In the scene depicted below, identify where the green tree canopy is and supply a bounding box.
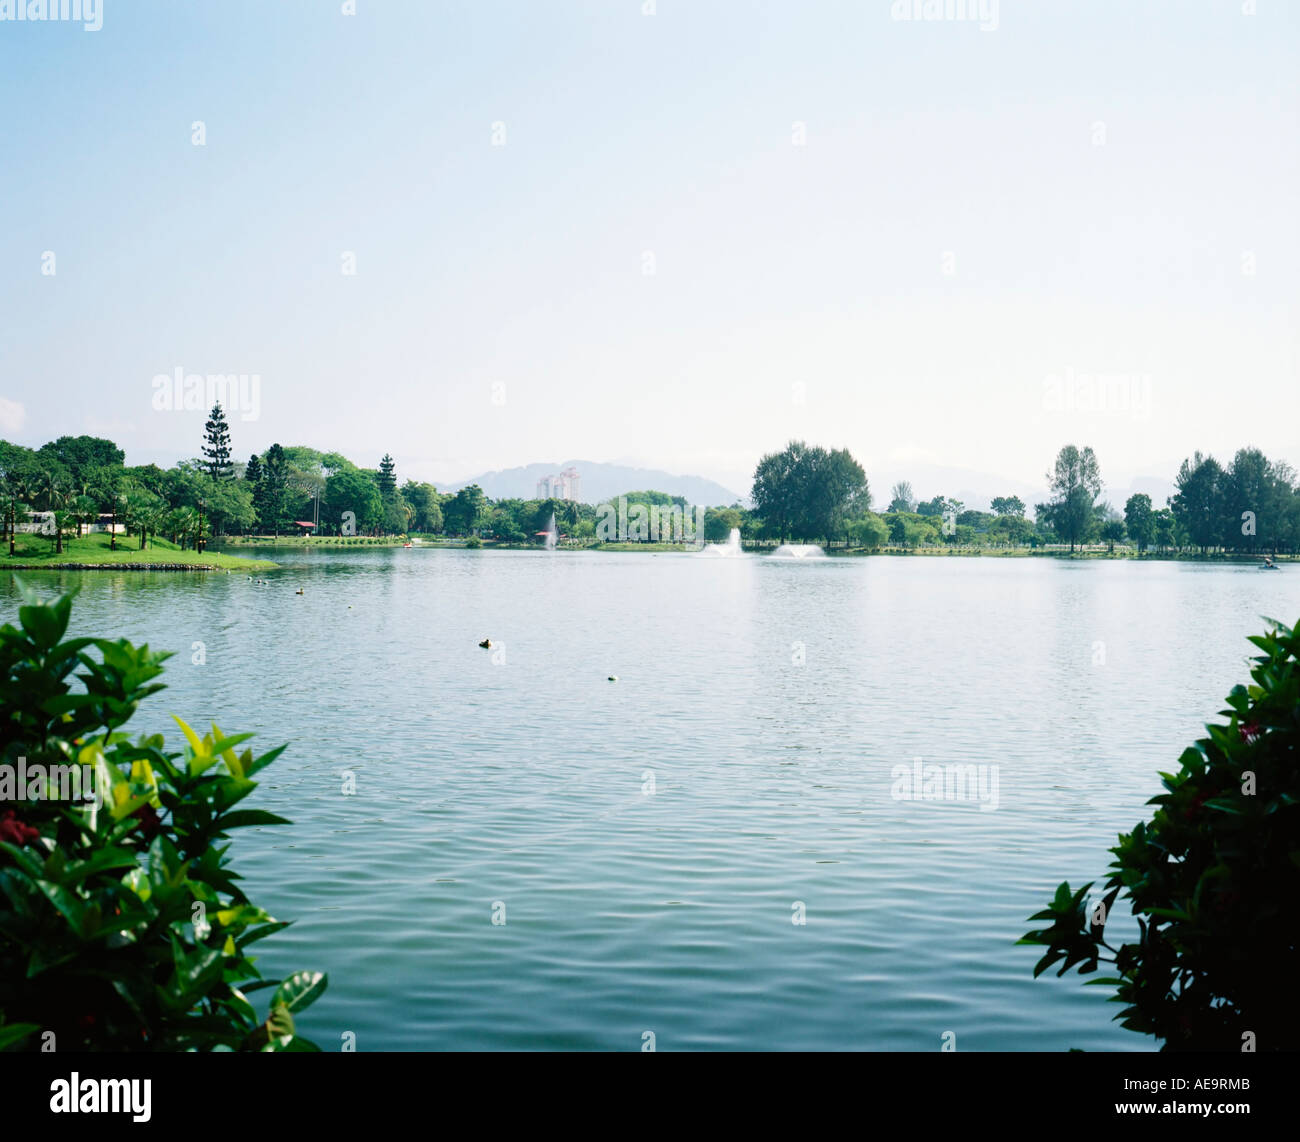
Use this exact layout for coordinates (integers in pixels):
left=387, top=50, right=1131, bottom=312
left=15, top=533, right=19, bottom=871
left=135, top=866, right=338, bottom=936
left=35, top=435, right=124, bottom=488
left=323, top=466, right=383, bottom=535
left=400, top=480, right=443, bottom=533
left=751, top=441, right=870, bottom=542
left=1042, top=444, right=1102, bottom=552
left=444, top=485, right=489, bottom=535
left=1124, top=493, right=1155, bottom=553
left=1170, top=451, right=1225, bottom=553
left=990, top=495, right=1026, bottom=517
left=887, top=481, right=916, bottom=513
left=259, top=444, right=291, bottom=536
left=703, top=506, right=744, bottom=543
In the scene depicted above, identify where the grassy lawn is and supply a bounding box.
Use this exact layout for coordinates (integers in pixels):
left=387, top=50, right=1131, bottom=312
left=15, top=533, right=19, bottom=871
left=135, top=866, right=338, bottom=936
left=1, top=532, right=278, bottom=571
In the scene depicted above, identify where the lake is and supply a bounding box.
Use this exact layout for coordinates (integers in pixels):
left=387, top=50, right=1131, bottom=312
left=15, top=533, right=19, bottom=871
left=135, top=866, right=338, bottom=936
left=5, top=551, right=1297, bottom=1051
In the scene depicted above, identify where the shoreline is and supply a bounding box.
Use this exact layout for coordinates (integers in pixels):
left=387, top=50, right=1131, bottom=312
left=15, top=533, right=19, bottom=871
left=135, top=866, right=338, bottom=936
left=2, top=561, right=265, bottom=572
left=434, top=543, right=1297, bottom=561
left=8, top=542, right=1292, bottom=568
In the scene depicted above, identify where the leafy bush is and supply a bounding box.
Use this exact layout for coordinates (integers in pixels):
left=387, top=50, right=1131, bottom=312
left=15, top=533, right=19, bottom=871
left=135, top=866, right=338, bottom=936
left=464, top=536, right=482, bottom=549
left=0, top=583, right=326, bottom=1051
left=1020, top=616, right=1300, bottom=1050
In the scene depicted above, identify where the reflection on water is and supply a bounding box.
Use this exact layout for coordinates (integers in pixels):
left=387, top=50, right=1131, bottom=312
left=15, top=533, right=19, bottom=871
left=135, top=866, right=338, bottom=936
left=4, top=553, right=1296, bottom=1050
left=769, top=543, right=826, bottom=559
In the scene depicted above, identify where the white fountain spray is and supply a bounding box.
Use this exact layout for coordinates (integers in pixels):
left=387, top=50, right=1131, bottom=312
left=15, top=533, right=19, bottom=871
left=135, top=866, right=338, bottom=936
left=699, top=527, right=745, bottom=558
left=769, top=542, right=826, bottom=559
left=544, top=512, right=558, bottom=551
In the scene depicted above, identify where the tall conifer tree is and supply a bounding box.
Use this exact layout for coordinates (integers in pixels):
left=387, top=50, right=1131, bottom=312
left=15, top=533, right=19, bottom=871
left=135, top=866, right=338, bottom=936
left=202, top=404, right=233, bottom=479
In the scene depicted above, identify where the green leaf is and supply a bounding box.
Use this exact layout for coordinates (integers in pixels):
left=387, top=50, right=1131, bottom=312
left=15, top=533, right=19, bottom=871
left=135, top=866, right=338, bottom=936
left=215, top=810, right=292, bottom=832
left=19, top=595, right=71, bottom=650
left=62, top=846, right=139, bottom=884
left=237, top=920, right=291, bottom=949
left=1033, top=950, right=1064, bottom=978
left=238, top=978, right=280, bottom=994
left=41, top=693, right=100, bottom=715
left=0, top=841, right=45, bottom=879
left=0, top=1023, right=40, bottom=1050
left=121, top=867, right=152, bottom=902
left=272, top=970, right=328, bottom=1014
left=1147, top=906, right=1191, bottom=922
left=247, top=1004, right=295, bottom=1052
left=208, top=733, right=255, bottom=756
left=246, top=743, right=288, bottom=776
left=173, top=941, right=226, bottom=994
left=279, top=1034, right=322, bottom=1052
left=34, top=879, right=88, bottom=935
left=221, top=986, right=258, bottom=1026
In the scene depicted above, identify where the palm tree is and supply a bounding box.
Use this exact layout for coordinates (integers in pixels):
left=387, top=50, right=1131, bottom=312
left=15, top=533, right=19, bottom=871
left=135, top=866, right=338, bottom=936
left=124, top=488, right=159, bottom=550
left=165, top=506, right=200, bottom=550
left=51, top=509, right=76, bottom=555
left=37, top=470, right=70, bottom=554
left=72, top=494, right=98, bottom=538
left=144, top=503, right=169, bottom=551
left=36, top=467, right=66, bottom=511
left=0, top=471, right=15, bottom=555
left=4, top=466, right=37, bottom=556
left=164, top=507, right=186, bottom=548
left=87, top=468, right=123, bottom=550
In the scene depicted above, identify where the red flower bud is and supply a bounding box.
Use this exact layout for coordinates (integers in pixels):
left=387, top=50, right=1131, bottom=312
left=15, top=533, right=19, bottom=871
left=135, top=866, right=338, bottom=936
left=132, top=804, right=162, bottom=841
left=0, top=809, right=40, bottom=847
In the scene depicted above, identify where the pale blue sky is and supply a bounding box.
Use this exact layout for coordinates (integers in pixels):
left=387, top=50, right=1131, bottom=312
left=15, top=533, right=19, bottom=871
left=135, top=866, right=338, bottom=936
left=1, top=0, right=1297, bottom=500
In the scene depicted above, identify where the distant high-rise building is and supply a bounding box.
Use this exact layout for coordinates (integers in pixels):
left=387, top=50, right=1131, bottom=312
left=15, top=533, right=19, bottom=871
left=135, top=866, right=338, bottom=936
left=535, top=468, right=581, bottom=501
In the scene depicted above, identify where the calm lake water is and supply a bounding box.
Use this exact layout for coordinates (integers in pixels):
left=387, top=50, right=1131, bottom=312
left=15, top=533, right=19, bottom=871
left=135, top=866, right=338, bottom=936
left=5, top=551, right=1298, bottom=1051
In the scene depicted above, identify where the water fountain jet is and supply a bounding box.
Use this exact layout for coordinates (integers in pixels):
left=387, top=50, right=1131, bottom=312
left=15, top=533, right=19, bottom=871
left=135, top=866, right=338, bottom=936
left=769, top=543, right=826, bottom=559
left=699, top=527, right=745, bottom=557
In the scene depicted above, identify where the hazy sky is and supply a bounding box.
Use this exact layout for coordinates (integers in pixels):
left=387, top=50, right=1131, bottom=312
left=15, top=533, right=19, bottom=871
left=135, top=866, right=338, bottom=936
left=1, top=0, right=1297, bottom=500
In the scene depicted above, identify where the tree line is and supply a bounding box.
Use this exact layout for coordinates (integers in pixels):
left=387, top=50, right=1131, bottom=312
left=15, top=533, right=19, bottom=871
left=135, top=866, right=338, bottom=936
left=0, top=408, right=446, bottom=551
left=3, top=416, right=1298, bottom=555
left=0, top=410, right=708, bottom=550
left=747, top=439, right=1300, bottom=554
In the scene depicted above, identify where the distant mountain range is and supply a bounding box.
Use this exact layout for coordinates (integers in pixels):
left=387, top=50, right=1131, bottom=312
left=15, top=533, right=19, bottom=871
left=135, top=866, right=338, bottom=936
left=442, top=460, right=744, bottom=507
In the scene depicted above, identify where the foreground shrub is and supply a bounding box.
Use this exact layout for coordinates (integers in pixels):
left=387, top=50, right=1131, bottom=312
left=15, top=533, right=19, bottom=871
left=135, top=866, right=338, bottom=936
left=0, top=583, right=326, bottom=1051
left=1020, top=616, right=1299, bottom=1050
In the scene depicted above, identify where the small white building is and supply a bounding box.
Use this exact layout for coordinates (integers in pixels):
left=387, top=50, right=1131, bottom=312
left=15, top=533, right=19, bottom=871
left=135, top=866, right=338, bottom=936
left=14, top=511, right=124, bottom=535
